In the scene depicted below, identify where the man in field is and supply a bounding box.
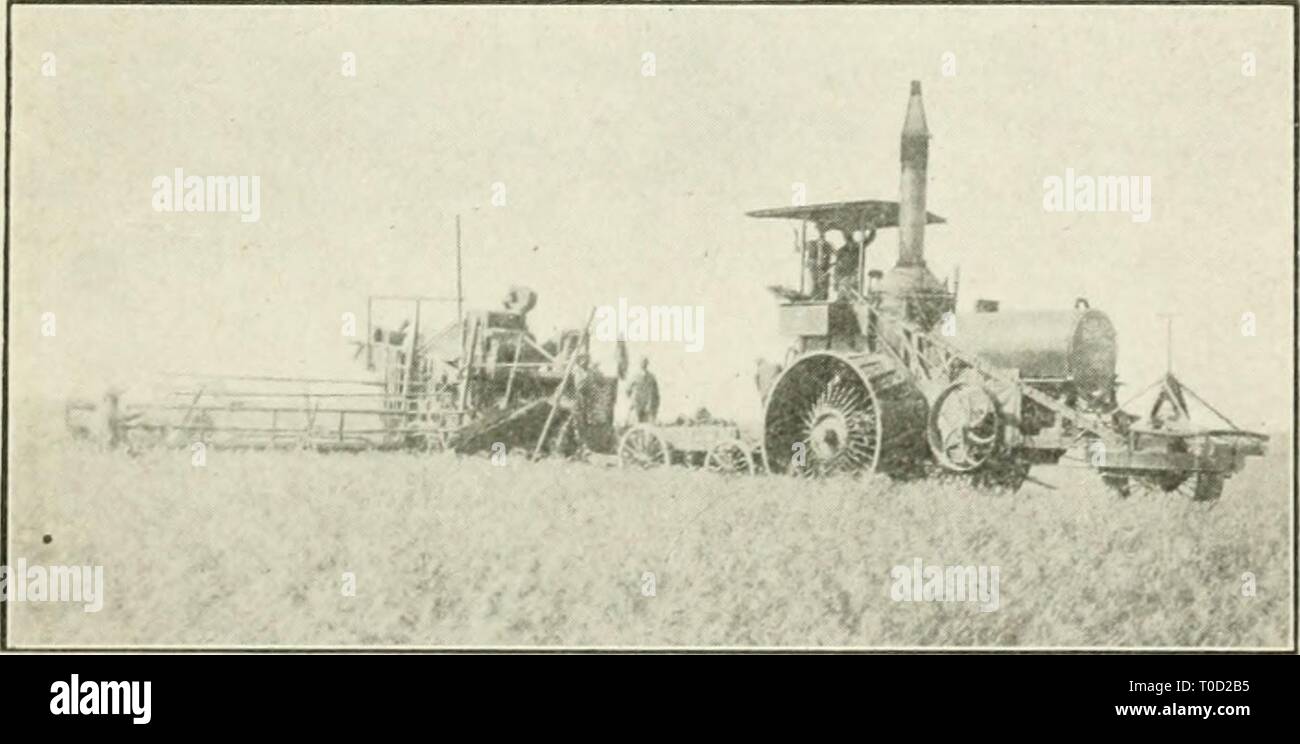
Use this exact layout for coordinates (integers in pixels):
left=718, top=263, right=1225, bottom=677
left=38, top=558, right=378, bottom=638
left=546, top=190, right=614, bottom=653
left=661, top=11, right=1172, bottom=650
left=834, top=228, right=873, bottom=299
left=625, top=357, right=660, bottom=424
left=805, top=236, right=832, bottom=300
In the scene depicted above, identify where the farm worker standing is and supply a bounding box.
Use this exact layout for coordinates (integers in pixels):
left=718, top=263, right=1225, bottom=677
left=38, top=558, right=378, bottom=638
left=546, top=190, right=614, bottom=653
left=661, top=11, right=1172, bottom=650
left=569, top=352, right=596, bottom=431
left=805, top=237, right=832, bottom=300
left=833, top=235, right=862, bottom=298
left=625, top=357, right=660, bottom=424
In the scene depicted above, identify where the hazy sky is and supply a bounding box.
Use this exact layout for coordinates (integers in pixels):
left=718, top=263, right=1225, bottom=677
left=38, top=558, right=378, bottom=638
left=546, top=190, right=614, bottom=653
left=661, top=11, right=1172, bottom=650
left=7, top=4, right=1294, bottom=430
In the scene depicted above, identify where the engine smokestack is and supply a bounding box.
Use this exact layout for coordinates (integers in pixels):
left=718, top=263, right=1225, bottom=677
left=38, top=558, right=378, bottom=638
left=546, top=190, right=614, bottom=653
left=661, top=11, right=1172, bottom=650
left=898, top=80, right=929, bottom=267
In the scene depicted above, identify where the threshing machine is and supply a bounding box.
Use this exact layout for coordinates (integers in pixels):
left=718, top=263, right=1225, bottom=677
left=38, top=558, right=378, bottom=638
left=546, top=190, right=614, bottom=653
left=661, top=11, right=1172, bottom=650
left=70, top=288, right=623, bottom=459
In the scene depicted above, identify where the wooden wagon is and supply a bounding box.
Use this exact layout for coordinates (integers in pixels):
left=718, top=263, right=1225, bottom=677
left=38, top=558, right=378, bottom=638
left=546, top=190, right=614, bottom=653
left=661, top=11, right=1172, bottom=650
left=616, top=422, right=760, bottom=475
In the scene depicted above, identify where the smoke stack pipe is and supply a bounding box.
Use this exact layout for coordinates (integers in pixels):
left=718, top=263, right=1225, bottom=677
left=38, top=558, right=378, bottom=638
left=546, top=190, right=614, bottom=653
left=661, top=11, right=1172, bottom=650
left=898, top=80, right=929, bottom=268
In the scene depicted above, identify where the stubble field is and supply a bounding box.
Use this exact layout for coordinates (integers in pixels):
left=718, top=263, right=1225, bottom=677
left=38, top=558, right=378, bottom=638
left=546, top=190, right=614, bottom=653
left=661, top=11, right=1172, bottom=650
left=7, top=424, right=1293, bottom=649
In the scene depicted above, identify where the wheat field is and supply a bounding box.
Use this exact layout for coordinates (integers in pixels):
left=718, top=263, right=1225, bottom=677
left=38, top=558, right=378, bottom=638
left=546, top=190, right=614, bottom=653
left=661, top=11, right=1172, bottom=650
left=6, top=420, right=1293, bottom=649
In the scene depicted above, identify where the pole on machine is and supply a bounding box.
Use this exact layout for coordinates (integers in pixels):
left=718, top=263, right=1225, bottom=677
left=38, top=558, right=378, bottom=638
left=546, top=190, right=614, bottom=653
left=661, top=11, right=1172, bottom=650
left=1156, top=312, right=1177, bottom=375
left=455, top=215, right=464, bottom=328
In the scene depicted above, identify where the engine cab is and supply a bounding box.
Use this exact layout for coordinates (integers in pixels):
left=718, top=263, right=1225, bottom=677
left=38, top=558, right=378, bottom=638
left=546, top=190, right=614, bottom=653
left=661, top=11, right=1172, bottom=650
left=747, top=199, right=956, bottom=356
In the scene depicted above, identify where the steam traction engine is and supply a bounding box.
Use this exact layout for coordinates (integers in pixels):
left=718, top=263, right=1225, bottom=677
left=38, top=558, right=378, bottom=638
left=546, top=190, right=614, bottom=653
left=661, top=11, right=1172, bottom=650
left=750, top=82, right=1266, bottom=497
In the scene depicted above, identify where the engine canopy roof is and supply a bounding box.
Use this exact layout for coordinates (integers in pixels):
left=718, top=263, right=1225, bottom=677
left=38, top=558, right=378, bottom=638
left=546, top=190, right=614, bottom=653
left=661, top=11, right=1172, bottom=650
left=746, top=199, right=945, bottom=234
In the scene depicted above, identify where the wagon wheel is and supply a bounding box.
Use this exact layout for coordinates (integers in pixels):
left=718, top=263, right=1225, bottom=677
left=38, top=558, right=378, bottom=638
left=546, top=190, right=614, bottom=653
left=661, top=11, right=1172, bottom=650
left=618, top=425, right=671, bottom=469
left=704, top=439, right=755, bottom=475
left=1138, top=470, right=1222, bottom=501
left=1100, top=428, right=1199, bottom=498
left=1100, top=470, right=1224, bottom=502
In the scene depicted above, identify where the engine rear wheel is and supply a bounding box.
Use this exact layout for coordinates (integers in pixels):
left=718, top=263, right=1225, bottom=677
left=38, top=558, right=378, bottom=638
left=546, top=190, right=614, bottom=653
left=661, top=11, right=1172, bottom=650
left=763, top=352, right=926, bottom=477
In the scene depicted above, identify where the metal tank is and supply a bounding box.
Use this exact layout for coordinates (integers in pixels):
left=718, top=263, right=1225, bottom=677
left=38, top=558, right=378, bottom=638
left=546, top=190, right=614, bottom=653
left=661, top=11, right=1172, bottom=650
left=949, top=308, right=1118, bottom=408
